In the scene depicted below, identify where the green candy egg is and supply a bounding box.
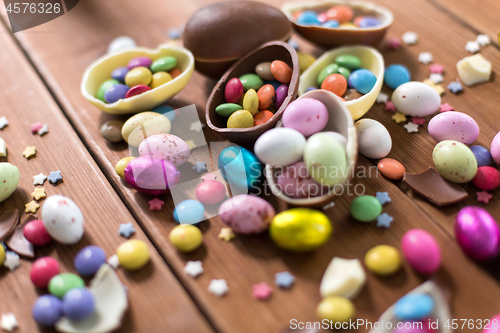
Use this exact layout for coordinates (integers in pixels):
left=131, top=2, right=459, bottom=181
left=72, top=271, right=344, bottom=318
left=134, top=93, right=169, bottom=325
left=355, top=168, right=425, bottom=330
left=48, top=273, right=85, bottom=298
left=151, top=56, right=178, bottom=73
left=239, top=74, right=264, bottom=91
left=335, top=55, right=361, bottom=70
left=215, top=103, right=242, bottom=117
left=337, top=67, right=351, bottom=81
left=432, top=140, right=477, bottom=183
left=350, top=195, right=382, bottom=222
left=304, top=133, right=347, bottom=186
left=0, top=163, right=20, bottom=203
left=97, top=79, right=119, bottom=102
left=317, top=64, right=339, bottom=86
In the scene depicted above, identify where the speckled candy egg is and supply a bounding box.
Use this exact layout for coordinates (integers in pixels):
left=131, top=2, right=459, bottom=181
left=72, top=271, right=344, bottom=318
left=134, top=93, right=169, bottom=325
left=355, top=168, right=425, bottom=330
left=0, top=163, right=20, bottom=203
left=401, top=229, right=441, bottom=274
left=432, top=140, right=477, bottom=183
left=355, top=119, right=392, bottom=159
left=218, top=195, right=275, bottom=234
left=254, top=128, right=306, bottom=167
left=124, top=156, right=180, bottom=195
left=121, top=111, right=171, bottom=146
left=428, top=111, right=479, bottom=145
left=491, top=131, right=500, bottom=164
left=282, top=98, right=329, bottom=136
left=392, top=82, right=441, bottom=117
left=42, top=195, right=84, bottom=245
left=138, top=134, right=190, bottom=166
left=455, top=206, right=500, bottom=260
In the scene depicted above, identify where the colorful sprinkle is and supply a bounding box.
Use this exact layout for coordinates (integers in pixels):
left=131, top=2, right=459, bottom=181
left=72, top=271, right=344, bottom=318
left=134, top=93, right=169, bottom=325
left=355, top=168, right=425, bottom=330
left=465, top=40, right=480, bottom=54
left=447, top=81, right=463, bottom=94
left=48, top=171, right=63, bottom=184
left=0, top=117, right=8, bottom=130
left=184, top=261, right=204, bottom=278
left=148, top=198, right=165, bottom=211
left=402, top=31, right=418, bottom=45
left=386, top=38, right=402, bottom=50
left=193, top=161, right=207, bottom=173
left=418, top=52, right=433, bottom=64
left=404, top=122, right=419, bottom=133
left=25, top=201, right=40, bottom=213
left=477, top=191, right=492, bottom=204
left=411, top=117, right=426, bottom=125
left=429, top=63, right=444, bottom=74
left=375, top=192, right=391, bottom=205
left=376, top=213, right=394, bottom=228
left=392, top=112, right=407, bottom=123
left=384, top=101, right=396, bottom=112
left=440, top=103, right=454, bottom=112
left=31, top=188, right=46, bottom=201
left=3, top=251, right=20, bottom=271
left=33, top=173, right=47, bottom=185
left=252, top=282, right=273, bottom=300
left=118, top=223, right=136, bottom=238
left=31, top=122, right=44, bottom=134
left=275, top=271, right=295, bottom=289
left=22, top=146, right=36, bottom=158
left=208, top=279, right=229, bottom=297
left=218, top=228, right=236, bottom=242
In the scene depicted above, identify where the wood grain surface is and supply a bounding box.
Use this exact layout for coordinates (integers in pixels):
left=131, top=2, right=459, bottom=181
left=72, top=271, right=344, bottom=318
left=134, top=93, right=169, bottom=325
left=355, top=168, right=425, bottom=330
left=0, top=0, right=499, bottom=332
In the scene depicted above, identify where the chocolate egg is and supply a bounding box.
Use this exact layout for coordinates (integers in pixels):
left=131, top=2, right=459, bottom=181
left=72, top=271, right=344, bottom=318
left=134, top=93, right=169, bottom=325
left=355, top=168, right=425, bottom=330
left=124, top=156, right=180, bottom=195
left=184, top=1, right=292, bottom=78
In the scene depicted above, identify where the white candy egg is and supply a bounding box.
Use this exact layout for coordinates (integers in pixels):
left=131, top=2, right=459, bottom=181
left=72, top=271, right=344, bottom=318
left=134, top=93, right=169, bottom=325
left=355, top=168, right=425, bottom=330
left=42, top=195, right=84, bottom=244
left=356, top=119, right=392, bottom=159
left=392, top=81, right=441, bottom=117
left=254, top=128, right=306, bottom=166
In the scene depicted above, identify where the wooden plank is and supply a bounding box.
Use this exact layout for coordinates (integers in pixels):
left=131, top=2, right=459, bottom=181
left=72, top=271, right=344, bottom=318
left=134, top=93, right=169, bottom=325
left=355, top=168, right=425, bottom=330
left=4, top=0, right=500, bottom=331
left=0, top=20, right=212, bottom=333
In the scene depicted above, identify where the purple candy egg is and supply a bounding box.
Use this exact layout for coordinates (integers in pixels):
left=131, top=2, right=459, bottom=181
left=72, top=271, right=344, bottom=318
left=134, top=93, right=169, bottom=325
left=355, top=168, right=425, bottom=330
left=276, top=162, right=326, bottom=198
left=124, top=156, right=180, bottom=195
left=359, top=16, right=381, bottom=28
left=74, top=246, right=106, bottom=276
left=63, top=288, right=95, bottom=321
left=275, top=84, right=289, bottom=110
left=128, top=56, right=152, bottom=70
left=32, top=295, right=64, bottom=327
left=455, top=206, right=500, bottom=260
left=104, top=84, right=129, bottom=103
left=111, top=66, right=129, bottom=83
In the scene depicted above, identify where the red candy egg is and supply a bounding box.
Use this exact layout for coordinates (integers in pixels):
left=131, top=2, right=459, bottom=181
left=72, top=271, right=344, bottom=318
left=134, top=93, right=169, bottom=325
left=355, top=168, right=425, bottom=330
left=23, top=219, right=52, bottom=245
left=196, top=180, right=226, bottom=205
left=472, top=166, right=500, bottom=191
left=30, top=257, right=60, bottom=288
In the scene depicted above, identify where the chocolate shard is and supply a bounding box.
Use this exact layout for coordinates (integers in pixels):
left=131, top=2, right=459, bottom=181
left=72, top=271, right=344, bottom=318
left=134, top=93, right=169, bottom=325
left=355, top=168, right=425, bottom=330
left=5, top=215, right=37, bottom=258
left=0, top=210, right=19, bottom=241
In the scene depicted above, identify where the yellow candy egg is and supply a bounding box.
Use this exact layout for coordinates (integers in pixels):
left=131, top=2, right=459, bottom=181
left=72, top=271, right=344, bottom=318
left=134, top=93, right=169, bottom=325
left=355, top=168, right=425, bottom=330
left=364, top=245, right=401, bottom=276
left=316, top=296, right=355, bottom=323
left=125, top=66, right=152, bottom=87
left=242, top=89, right=259, bottom=115
left=150, top=72, right=173, bottom=89
left=0, top=245, right=5, bottom=265
left=115, top=157, right=136, bottom=178
left=338, top=23, right=358, bottom=29
left=227, top=110, right=254, bottom=128
left=169, top=224, right=203, bottom=252
left=297, top=52, right=316, bottom=73
left=117, top=239, right=150, bottom=270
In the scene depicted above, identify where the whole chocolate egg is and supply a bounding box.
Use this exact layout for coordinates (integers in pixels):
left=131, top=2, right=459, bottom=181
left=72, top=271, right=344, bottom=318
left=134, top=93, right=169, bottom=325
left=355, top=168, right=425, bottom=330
left=183, top=1, right=292, bottom=78
left=124, top=156, right=180, bottom=195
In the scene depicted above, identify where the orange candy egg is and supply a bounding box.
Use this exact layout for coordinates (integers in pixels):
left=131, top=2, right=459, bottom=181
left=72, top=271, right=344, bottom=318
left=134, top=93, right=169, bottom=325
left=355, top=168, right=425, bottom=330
left=321, top=74, right=347, bottom=97
left=326, top=5, right=354, bottom=23
left=377, top=158, right=406, bottom=180
left=257, top=84, right=276, bottom=110
left=270, top=60, right=292, bottom=84
left=254, top=110, right=274, bottom=126
left=169, top=68, right=181, bottom=79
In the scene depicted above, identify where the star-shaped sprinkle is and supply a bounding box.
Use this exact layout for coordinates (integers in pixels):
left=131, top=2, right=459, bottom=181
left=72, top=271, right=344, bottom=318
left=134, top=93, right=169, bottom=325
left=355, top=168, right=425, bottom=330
left=275, top=271, right=295, bottom=289
left=119, top=223, right=136, bottom=238
left=477, top=191, right=492, bottom=203
left=418, top=52, right=433, bottom=64
left=252, top=282, right=273, bottom=300
left=384, top=101, right=396, bottom=112
left=440, top=103, right=454, bottom=112
left=376, top=192, right=391, bottom=205
left=465, top=41, right=480, bottom=54
left=148, top=198, right=165, bottom=211
left=3, top=251, right=20, bottom=271
left=476, top=34, right=491, bottom=47
left=48, top=171, right=63, bottom=184
left=386, top=38, right=402, bottom=50
left=193, top=161, right=207, bottom=173
left=31, top=188, right=46, bottom=200
left=201, top=173, right=217, bottom=181
left=392, top=112, right=407, bottom=123
left=33, top=173, right=47, bottom=185
left=38, top=124, right=49, bottom=136
left=218, top=228, right=236, bottom=242
left=429, top=63, right=444, bottom=74
left=322, top=201, right=335, bottom=210
left=184, top=261, right=204, bottom=278
left=25, top=201, right=39, bottom=213
left=402, top=31, right=418, bottom=45
left=429, top=73, right=444, bottom=84
left=22, top=146, right=36, bottom=158
left=208, top=279, right=229, bottom=297
left=107, top=255, right=120, bottom=269
left=423, top=79, right=445, bottom=95
left=411, top=117, right=426, bottom=125
left=377, top=213, right=394, bottom=228
left=404, top=122, right=419, bottom=133
left=31, top=122, right=43, bottom=134
left=0, top=313, right=18, bottom=332
left=0, top=117, right=8, bottom=130
left=448, top=81, right=463, bottom=94
left=190, top=121, right=203, bottom=133
left=185, top=140, right=197, bottom=151
left=376, top=92, right=389, bottom=103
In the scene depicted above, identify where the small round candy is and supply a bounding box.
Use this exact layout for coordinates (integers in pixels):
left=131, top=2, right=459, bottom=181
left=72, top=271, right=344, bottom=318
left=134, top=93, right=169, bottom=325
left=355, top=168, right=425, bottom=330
left=151, top=56, right=177, bottom=73
left=275, top=84, right=289, bottom=110
left=296, top=11, right=320, bottom=25
left=125, top=66, right=152, bottom=87
left=316, top=296, right=355, bottom=323
left=384, top=64, right=411, bottom=89
left=23, top=219, right=52, bottom=245
left=270, top=61, right=293, bottom=84
left=0, top=245, right=4, bottom=265
left=239, top=73, right=264, bottom=91
left=100, top=120, right=124, bottom=143
left=104, top=84, right=129, bottom=104
left=243, top=89, right=259, bottom=115
left=254, top=110, right=274, bottom=126
left=326, top=5, right=353, bottom=23
left=63, top=288, right=95, bottom=321
left=335, top=54, right=361, bottom=70
left=125, top=85, right=151, bottom=98
left=377, top=158, right=406, bottom=180
left=350, top=195, right=382, bottom=222
left=401, top=229, right=441, bottom=274
left=321, top=74, right=347, bottom=96
left=32, top=295, right=64, bottom=327
left=472, top=166, right=500, bottom=191
left=255, top=62, right=274, bottom=81
left=196, top=180, right=226, bottom=205
left=115, top=156, right=135, bottom=178
left=116, top=239, right=150, bottom=270
left=394, top=293, right=435, bottom=320
left=48, top=273, right=85, bottom=298
left=349, top=69, right=377, bottom=94
left=31, top=257, right=60, bottom=288
left=317, top=63, right=339, bottom=86
left=297, top=52, right=316, bottom=72
left=173, top=199, right=205, bottom=224
left=97, top=79, right=119, bottom=102
left=322, top=20, right=339, bottom=28
left=358, top=16, right=381, bottom=27
left=128, top=56, right=152, bottom=70
left=150, top=72, right=173, bottom=89
left=169, top=224, right=203, bottom=252
left=224, top=78, right=244, bottom=104
left=470, top=145, right=492, bottom=167
left=74, top=245, right=106, bottom=276
left=227, top=110, right=254, bottom=128
left=337, top=67, right=351, bottom=81
left=353, top=15, right=365, bottom=26
left=257, top=84, right=275, bottom=110
left=169, top=68, right=181, bottom=79
left=365, top=245, right=401, bottom=276
left=111, top=67, right=129, bottom=83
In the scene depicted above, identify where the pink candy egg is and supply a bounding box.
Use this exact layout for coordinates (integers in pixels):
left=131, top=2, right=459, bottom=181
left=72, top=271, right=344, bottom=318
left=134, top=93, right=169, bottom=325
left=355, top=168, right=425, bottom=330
left=196, top=180, right=226, bottom=205
left=126, top=85, right=151, bottom=98
left=491, top=131, right=500, bottom=164
left=30, top=257, right=60, bottom=288
left=218, top=194, right=275, bottom=234
left=23, top=219, right=52, bottom=246
left=472, top=166, right=500, bottom=191
left=224, top=78, right=244, bottom=104
left=124, top=156, right=180, bottom=195
left=276, top=161, right=325, bottom=198
left=282, top=98, right=329, bottom=136
left=401, top=229, right=441, bottom=274
left=138, top=134, right=190, bottom=166
left=455, top=206, right=500, bottom=261
left=428, top=111, right=479, bottom=145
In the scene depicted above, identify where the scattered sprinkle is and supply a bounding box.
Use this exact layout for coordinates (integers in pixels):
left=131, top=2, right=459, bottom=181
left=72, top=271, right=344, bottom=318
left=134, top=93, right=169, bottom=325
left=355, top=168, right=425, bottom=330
left=31, top=188, right=46, bottom=201
left=193, top=161, right=207, bottom=173
left=402, top=31, right=418, bottom=45
left=429, top=63, right=444, bottom=74
left=3, top=251, right=20, bottom=271
left=447, top=81, right=463, bottom=94
left=48, top=171, right=63, bottom=184
left=184, top=261, right=204, bottom=278
left=119, top=223, right=136, bottom=238
left=275, top=271, right=295, bottom=289
left=22, top=146, right=36, bottom=159
left=148, top=198, right=165, bottom=211
left=429, top=73, right=444, bottom=84
left=25, top=201, right=39, bottom=213
left=201, top=173, right=217, bottom=181
left=376, top=92, right=389, bottom=103
left=107, top=255, right=120, bottom=269
left=376, top=213, right=394, bottom=228
left=392, top=112, right=407, bottom=123
left=418, top=52, right=433, bottom=64
left=376, top=192, right=391, bottom=205
left=477, top=191, right=492, bottom=204
left=0, top=117, right=8, bottom=130
left=185, top=140, right=197, bottom=151
left=440, top=103, right=454, bottom=112
left=322, top=201, right=335, bottom=210
left=411, top=117, right=426, bottom=125
left=404, top=122, right=419, bottom=133
left=33, top=173, right=47, bottom=185
left=208, top=279, right=229, bottom=297
left=423, top=79, right=445, bottom=95
left=190, top=121, right=204, bottom=133
left=252, top=282, right=273, bottom=300
left=465, top=40, right=480, bottom=54
left=0, top=313, right=18, bottom=332
left=386, top=38, right=402, bottom=50
left=31, top=122, right=43, bottom=134
left=476, top=34, right=491, bottom=47
left=38, top=124, right=49, bottom=136
left=384, top=101, right=396, bottom=112
left=218, top=228, right=236, bottom=242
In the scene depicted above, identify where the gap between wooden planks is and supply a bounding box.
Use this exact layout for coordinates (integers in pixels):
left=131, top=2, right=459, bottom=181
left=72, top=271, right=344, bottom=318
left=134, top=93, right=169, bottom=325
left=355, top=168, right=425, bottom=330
left=0, top=18, right=212, bottom=333
left=2, top=0, right=500, bottom=331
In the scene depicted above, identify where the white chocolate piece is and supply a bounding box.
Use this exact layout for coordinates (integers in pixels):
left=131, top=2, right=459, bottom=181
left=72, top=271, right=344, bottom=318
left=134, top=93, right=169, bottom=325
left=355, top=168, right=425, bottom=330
left=0, top=138, right=6, bottom=157
left=320, top=257, right=366, bottom=299
left=457, top=54, right=492, bottom=86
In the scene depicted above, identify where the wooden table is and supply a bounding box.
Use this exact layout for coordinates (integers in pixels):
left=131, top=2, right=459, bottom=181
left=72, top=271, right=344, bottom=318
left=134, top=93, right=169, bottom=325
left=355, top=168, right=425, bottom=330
left=0, top=0, right=498, bottom=332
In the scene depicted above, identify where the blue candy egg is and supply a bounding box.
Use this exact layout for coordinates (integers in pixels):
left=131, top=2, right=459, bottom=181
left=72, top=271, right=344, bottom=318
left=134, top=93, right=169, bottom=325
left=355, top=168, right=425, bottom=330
left=173, top=199, right=205, bottom=224
left=297, top=11, right=320, bottom=25
left=74, top=245, right=106, bottom=276
left=306, top=87, right=318, bottom=92
left=63, top=288, right=95, bottom=321
left=218, top=146, right=262, bottom=192
left=394, top=293, right=435, bottom=320
left=322, top=20, right=339, bottom=28
left=384, top=64, right=411, bottom=89
left=470, top=145, right=492, bottom=167
left=349, top=69, right=377, bottom=94
left=111, top=67, right=129, bottom=83
left=358, top=16, right=381, bottom=28
left=104, top=84, right=129, bottom=103
left=32, top=295, right=64, bottom=327
left=153, top=105, right=176, bottom=122
left=265, top=80, right=282, bottom=91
